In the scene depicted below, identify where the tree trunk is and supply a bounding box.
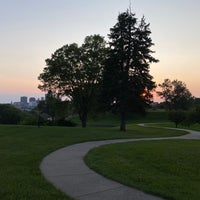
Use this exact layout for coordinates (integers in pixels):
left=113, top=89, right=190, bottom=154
left=37, top=112, right=41, bottom=128
left=120, top=111, right=126, bottom=131
left=80, top=111, right=87, bottom=128
left=81, top=118, right=87, bottom=128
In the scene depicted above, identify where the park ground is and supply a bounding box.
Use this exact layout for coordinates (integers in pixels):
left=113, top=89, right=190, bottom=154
left=0, top=110, right=200, bottom=200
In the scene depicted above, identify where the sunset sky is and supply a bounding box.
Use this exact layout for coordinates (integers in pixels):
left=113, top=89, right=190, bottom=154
left=0, top=0, right=199, bottom=103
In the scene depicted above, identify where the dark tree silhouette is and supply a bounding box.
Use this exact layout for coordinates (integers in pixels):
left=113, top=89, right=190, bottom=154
left=38, top=35, right=107, bottom=127
left=157, top=79, right=192, bottom=110
left=0, top=104, right=22, bottom=124
left=102, top=11, right=158, bottom=131
left=37, top=91, right=69, bottom=123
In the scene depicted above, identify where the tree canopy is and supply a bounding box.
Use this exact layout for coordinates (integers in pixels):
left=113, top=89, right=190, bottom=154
left=38, top=35, right=107, bottom=127
left=157, top=79, right=192, bottom=110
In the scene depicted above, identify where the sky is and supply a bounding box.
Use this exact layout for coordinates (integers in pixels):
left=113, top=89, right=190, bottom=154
left=0, top=0, right=200, bottom=103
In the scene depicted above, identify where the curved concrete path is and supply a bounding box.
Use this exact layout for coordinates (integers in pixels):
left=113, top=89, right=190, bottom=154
left=40, top=126, right=200, bottom=200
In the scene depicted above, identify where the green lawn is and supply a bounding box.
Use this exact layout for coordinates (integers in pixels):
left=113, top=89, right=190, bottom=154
left=86, top=110, right=169, bottom=126
left=85, top=139, right=200, bottom=200
left=147, top=122, right=200, bottom=131
left=0, top=124, right=186, bottom=200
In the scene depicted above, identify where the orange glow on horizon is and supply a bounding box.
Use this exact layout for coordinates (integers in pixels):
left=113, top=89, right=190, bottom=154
left=0, top=77, right=42, bottom=94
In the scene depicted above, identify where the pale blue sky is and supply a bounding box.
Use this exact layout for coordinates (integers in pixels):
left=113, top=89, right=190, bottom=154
left=0, top=0, right=200, bottom=103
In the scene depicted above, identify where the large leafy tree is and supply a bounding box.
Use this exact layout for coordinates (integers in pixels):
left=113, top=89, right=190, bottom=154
left=102, top=11, right=158, bottom=131
left=38, top=35, right=107, bottom=127
left=157, top=79, right=192, bottom=110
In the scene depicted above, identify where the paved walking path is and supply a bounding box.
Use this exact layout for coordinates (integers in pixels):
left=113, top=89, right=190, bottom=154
left=40, top=126, right=200, bottom=200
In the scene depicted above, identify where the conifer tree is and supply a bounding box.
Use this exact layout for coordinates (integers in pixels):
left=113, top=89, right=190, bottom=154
left=102, top=11, right=158, bottom=131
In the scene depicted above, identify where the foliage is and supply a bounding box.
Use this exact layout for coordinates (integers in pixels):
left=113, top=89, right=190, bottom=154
left=47, top=118, right=77, bottom=127
left=194, top=106, right=200, bottom=123
left=0, top=104, right=22, bottom=124
left=0, top=104, right=46, bottom=126
left=101, top=11, right=158, bottom=131
left=37, top=91, right=70, bottom=122
left=19, top=112, right=39, bottom=125
left=38, top=35, right=108, bottom=127
left=168, top=109, right=200, bottom=128
left=157, top=79, right=192, bottom=110
left=168, top=110, right=186, bottom=127
left=192, top=98, right=200, bottom=109
left=85, top=140, right=200, bottom=200
left=56, top=119, right=77, bottom=127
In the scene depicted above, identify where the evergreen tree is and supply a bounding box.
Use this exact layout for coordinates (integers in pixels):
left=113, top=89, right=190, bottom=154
left=102, top=11, right=158, bottom=131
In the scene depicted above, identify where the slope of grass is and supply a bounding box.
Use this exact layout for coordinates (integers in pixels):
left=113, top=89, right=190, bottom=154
left=0, top=124, right=186, bottom=200
left=85, top=139, right=200, bottom=200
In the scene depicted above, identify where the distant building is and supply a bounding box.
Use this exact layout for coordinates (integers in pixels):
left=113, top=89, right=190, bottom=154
left=28, top=97, right=37, bottom=109
left=41, top=97, right=45, bottom=101
left=20, top=96, right=28, bottom=104
left=13, top=96, right=43, bottom=110
left=19, top=96, right=28, bottom=109
left=13, top=102, right=22, bottom=109
left=29, top=97, right=36, bottom=102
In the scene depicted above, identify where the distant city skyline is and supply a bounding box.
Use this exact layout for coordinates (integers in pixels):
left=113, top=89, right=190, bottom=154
left=0, top=93, right=45, bottom=104
left=11, top=95, right=44, bottom=110
left=0, top=0, right=200, bottom=103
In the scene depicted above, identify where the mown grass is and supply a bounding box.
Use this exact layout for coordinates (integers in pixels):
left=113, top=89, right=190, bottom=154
left=85, top=139, right=200, bottom=200
left=74, top=110, right=169, bottom=127
left=149, top=122, right=200, bottom=131
left=0, top=123, right=186, bottom=200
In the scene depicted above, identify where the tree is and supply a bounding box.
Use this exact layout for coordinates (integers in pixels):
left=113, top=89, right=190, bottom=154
left=102, top=11, right=158, bottom=131
left=168, top=109, right=200, bottom=128
left=0, top=104, right=22, bottom=124
left=38, top=35, right=107, bottom=127
left=37, top=91, right=69, bottom=124
left=168, top=110, right=186, bottom=128
left=157, top=79, right=192, bottom=110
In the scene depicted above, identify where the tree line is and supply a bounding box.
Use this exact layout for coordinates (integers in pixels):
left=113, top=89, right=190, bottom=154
left=168, top=109, right=200, bottom=128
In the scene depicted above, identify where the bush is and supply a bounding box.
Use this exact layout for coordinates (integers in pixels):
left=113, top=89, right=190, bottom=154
left=56, top=118, right=77, bottom=127
left=194, top=107, right=200, bottom=124
left=169, top=109, right=200, bottom=128
left=168, top=110, right=186, bottom=128
left=181, top=111, right=196, bottom=127
left=0, top=104, right=22, bottom=124
left=47, top=118, right=77, bottom=127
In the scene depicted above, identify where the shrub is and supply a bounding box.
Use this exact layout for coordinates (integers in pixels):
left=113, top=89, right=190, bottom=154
left=55, top=118, right=77, bottom=127
left=0, top=104, right=22, bottom=124
left=168, top=110, right=186, bottom=128
left=47, top=118, right=77, bottom=127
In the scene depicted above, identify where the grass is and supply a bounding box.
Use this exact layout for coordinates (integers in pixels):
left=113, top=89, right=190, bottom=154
left=148, top=122, right=200, bottom=131
left=73, top=110, right=169, bottom=127
left=85, top=139, right=200, bottom=200
left=0, top=124, right=186, bottom=200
